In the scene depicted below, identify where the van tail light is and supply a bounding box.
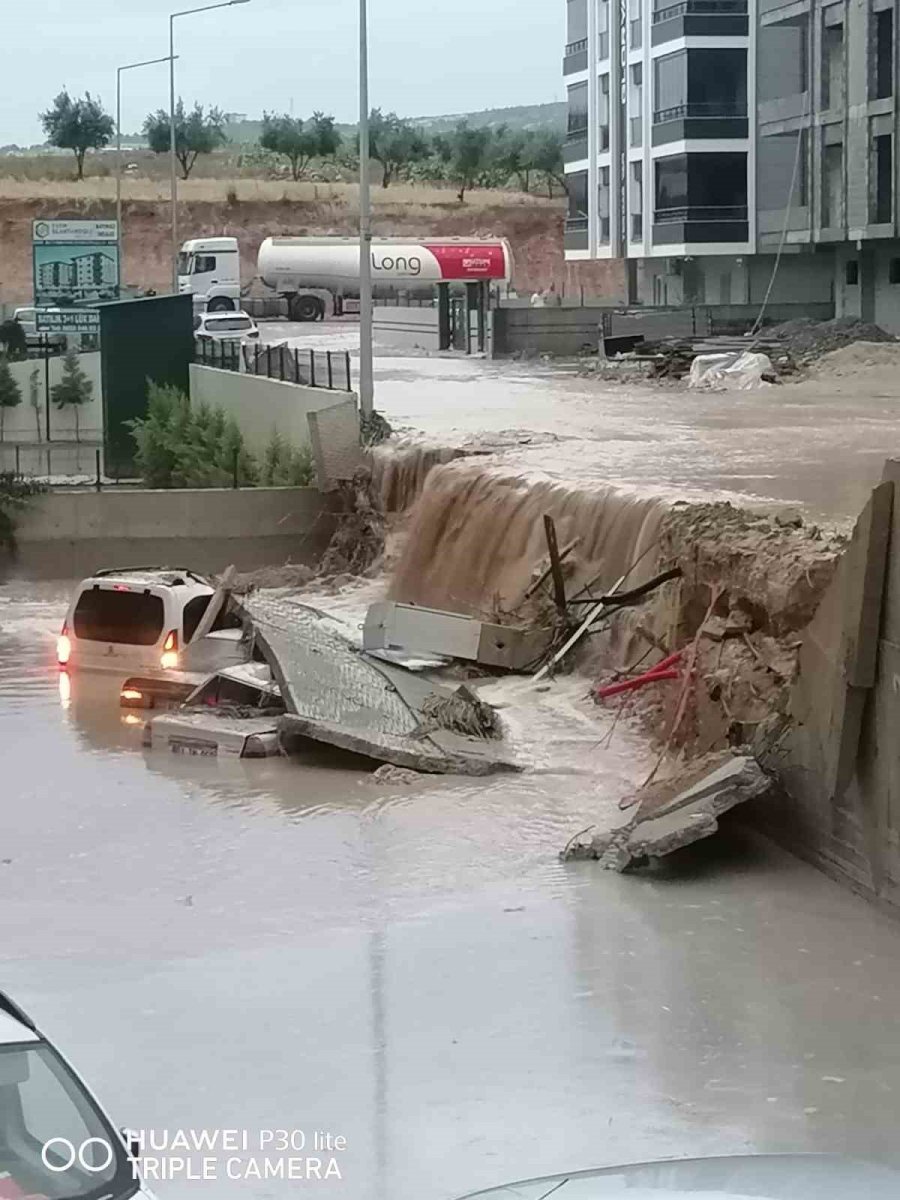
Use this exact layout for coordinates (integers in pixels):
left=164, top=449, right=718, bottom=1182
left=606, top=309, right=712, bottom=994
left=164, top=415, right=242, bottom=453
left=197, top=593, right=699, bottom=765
left=57, top=623, right=71, bottom=667
left=160, top=630, right=180, bottom=670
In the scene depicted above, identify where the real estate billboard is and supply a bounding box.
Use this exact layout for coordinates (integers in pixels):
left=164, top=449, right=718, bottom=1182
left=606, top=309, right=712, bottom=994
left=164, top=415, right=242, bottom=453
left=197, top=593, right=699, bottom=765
left=32, top=219, right=119, bottom=307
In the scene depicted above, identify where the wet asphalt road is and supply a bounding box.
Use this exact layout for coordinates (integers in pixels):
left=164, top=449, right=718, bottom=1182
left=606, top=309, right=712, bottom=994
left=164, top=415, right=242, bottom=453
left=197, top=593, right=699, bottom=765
left=5, top=579, right=900, bottom=1200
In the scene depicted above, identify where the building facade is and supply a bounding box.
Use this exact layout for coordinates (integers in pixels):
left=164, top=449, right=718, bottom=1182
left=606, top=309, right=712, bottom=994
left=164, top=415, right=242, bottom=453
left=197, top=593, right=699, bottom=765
left=564, top=0, right=900, bottom=329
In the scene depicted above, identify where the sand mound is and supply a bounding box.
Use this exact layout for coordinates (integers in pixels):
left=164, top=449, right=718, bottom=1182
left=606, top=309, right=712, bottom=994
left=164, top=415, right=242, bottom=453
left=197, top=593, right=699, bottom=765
left=810, top=340, right=900, bottom=378
left=766, top=317, right=894, bottom=362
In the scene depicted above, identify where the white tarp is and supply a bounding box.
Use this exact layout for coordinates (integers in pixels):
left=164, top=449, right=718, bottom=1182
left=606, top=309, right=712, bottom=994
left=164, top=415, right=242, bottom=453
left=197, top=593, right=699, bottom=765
left=688, top=350, right=774, bottom=391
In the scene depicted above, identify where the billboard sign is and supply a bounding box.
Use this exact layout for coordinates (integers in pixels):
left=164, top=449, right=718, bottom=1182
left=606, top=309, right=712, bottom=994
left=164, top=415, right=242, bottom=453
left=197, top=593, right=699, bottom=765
left=36, top=309, right=101, bottom=335
left=32, top=219, right=119, bottom=307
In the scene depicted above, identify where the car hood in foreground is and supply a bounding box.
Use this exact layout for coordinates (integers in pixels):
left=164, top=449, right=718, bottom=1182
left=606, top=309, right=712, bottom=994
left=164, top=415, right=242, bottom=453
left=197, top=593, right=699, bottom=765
left=452, top=1154, right=900, bottom=1200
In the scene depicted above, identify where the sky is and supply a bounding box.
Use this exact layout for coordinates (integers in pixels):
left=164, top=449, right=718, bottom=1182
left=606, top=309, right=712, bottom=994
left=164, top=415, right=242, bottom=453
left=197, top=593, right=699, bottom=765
left=2, top=0, right=564, bottom=145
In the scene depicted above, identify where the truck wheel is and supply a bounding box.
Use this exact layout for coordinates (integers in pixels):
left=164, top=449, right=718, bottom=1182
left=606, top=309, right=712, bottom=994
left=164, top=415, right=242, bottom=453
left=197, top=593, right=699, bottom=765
left=290, top=294, right=320, bottom=322
left=207, top=297, right=235, bottom=313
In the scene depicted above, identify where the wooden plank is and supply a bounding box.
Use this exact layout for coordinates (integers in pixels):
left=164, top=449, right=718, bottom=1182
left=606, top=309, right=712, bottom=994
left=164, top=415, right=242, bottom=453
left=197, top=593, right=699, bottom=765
left=542, top=514, right=568, bottom=616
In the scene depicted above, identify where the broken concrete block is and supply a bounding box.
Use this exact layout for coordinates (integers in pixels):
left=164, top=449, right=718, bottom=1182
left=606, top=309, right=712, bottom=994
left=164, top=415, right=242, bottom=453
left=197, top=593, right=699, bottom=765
left=562, top=754, right=771, bottom=871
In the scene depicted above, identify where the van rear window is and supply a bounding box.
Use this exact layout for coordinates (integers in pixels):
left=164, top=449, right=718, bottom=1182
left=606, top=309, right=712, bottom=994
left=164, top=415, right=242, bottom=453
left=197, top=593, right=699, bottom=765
left=73, top=589, right=164, bottom=645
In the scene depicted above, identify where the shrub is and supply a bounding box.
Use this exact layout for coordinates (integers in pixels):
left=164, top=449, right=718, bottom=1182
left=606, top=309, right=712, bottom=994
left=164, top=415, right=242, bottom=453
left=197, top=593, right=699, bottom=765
left=260, top=428, right=314, bottom=486
left=0, top=472, right=46, bottom=554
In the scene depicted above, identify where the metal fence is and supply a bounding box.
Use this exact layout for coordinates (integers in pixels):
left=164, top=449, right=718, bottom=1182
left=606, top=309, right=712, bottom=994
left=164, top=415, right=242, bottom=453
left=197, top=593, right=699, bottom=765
left=194, top=339, right=353, bottom=391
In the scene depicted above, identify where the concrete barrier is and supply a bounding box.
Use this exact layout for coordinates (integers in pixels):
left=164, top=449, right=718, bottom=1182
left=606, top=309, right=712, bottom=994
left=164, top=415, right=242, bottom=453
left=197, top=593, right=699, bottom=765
left=0, top=352, right=102, bottom=443
left=373, top=306, right=440, bottom=351
left=188, top=364, right=358, bottom=456
left=5, top=485, right=336, bottom=579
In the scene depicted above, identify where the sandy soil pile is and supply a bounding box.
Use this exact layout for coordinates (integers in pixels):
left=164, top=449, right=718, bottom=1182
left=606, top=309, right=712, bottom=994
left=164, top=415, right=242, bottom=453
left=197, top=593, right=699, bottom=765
left=808, top=340, right=900, bottom=379
left=766, top=316, right=895, bottom=363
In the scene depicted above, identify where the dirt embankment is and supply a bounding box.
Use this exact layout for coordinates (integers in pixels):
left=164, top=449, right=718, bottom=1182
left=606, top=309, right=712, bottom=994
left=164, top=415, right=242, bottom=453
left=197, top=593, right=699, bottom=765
left=0, top=195, right=625, bottom=304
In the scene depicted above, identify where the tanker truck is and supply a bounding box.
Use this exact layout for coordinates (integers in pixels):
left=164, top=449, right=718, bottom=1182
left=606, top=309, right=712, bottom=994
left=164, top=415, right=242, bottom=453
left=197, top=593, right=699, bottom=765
left=177, top=235, right=513, bottom=320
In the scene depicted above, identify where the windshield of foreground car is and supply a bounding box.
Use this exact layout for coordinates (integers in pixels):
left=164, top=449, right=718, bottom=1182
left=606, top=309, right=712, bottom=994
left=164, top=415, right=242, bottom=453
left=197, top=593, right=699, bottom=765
left=0, top=1043, right=135, bottom=1200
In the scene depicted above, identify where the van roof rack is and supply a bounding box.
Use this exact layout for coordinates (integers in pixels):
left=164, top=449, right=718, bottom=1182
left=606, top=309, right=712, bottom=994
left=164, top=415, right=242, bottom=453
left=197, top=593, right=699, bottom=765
left=91, top=566, right=212, bottom=586
left=0, top=989, right=38, bottom=1032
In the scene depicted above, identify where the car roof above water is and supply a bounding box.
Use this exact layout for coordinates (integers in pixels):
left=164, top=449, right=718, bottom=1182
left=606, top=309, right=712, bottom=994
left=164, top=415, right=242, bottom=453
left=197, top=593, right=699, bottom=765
left=82, top=567, right=213, bottom=591
left=0, top=993, right=39, bottom=1046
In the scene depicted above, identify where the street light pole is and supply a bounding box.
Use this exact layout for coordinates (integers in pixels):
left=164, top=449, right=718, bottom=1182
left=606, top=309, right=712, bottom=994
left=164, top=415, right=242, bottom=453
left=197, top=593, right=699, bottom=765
left=117, top=55, right=174, bottom=283
left=358, top=0, right=374, bottom=419
left=168, top=0, right=250, bottom=292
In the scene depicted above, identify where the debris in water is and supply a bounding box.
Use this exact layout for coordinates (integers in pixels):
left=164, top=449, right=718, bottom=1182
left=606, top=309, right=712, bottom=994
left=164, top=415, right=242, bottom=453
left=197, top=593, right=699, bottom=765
left=416, top=685, right=500, bottom=740
left=561, top=753, right=771, bottom=871
left=318, top=466, right=386, bottom=577
left=367, top=764, right=423, bottom=785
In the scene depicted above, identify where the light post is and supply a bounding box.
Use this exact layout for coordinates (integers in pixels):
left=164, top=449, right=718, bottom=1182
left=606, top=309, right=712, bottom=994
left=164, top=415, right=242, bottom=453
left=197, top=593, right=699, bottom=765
left=168, top=0, right=250, bottom=291
left=117, top=55, right=175, bottom=280
left=357, top=0, right=374, bottom=419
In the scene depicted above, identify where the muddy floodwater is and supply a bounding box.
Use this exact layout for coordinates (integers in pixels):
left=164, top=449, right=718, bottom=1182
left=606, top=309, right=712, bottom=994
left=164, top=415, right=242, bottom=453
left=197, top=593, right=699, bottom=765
left=5, top=580, right=900, bottom=1200
left=265, top=322, right=900, bottom=522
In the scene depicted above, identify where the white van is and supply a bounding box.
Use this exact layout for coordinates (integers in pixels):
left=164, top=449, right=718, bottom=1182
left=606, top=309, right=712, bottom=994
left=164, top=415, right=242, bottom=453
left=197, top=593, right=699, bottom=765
left=58, top=567, right=250, bottom=703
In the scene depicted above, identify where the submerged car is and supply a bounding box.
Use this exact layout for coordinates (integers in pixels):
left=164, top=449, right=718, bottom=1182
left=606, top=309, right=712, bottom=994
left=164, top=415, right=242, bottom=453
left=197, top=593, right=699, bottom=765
left=0, top=990, right=152, bottom=1200
left=142, top=661, right=284, bottom=758
left=58, top=567, right=251, bottom=706
left=452, top=1155, right=900, bottom=1200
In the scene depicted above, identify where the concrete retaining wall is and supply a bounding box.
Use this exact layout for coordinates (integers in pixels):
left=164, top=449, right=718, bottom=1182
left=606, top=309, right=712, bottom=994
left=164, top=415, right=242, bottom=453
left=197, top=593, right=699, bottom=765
left=373, top=307, right=440, bottom=351
left=189, top=364, right=357, bottom=455
left=0, top=352, right=102, bottom=443
left=6, top=486, right=335, bottom=579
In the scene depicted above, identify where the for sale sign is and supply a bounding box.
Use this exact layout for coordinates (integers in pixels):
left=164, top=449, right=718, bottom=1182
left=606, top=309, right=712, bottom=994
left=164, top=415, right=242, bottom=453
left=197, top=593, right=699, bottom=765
left=32, top=219, right=119, bottom=307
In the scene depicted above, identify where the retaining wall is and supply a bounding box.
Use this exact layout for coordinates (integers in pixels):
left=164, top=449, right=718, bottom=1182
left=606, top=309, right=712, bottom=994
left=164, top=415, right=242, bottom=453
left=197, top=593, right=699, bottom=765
left=373, top=307, right=441, bottom=351
left=189, top=364, right=357, bottom=455
left=5, top=485, right=336, bottom=579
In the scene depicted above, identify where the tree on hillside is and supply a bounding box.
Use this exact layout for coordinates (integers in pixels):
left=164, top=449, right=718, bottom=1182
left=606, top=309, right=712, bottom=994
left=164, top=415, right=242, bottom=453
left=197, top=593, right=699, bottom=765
left=527, top=130, right=567, bottom=198
left=434, top=123, right=495, bottom=203
left=361, top=109, right=429, bottom=188
left=0, top=357, right=22, bottom=442
left=51, top=348, right=92, bottom=443
left=259, top=112, right=340, bottom=180
left=144, top=101, right=227, bottom=179
left=39, top=91, right=114, bottom=180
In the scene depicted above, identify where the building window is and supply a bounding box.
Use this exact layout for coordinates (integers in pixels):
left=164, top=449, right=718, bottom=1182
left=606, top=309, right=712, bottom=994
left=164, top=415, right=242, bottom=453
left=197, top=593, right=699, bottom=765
left=890, top=259, right=900, bottom=284
left=872, top=133, right=892, bottom=223
left=599, top=166, right=611, bottom=242
left=630, top=63, right=644, bottom=146
left=821, top=141, right=843, bottom=227
left=629, top=0, right=643, bottom=47
left=871, top=7, right=894, bottom=100
left=566, top=0, right=588, bottom=51
left=821, top=17, right=844, bottom=110
left=654, top=152, right=747, bottom=223
left=758, top=17, right=809, bottom=102
left=566, top=170, right=589, bottom=228
left=845, top=260, right=859, bottom=285
left=599, top=75, right=610, bottom=151
left=598, top=0, right=610, bottom=60
left=566, top=82, right=589, bottom=142
left=631, top=161, right=644, bottom=240
left=653, top=48, right=746, bottom=122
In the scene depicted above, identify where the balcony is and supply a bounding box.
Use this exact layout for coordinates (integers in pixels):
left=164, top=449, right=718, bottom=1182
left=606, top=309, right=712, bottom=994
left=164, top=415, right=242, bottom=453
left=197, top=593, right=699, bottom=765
left=652, top=0, right=748, bottom=42
left=565, top=216, right=589, bottom=251
left=563, top=37, right=589, bottom=74
left=564, top=125, right=589, bottom=163
left=652, top=101, right=749, bottom=144
left=653, top=204, right=748, bottom=244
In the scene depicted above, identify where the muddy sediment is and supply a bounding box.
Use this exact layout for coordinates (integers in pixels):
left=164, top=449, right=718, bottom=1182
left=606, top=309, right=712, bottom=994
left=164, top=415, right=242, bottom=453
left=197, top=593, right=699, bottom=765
left=381, top=451, right=845, bottom=763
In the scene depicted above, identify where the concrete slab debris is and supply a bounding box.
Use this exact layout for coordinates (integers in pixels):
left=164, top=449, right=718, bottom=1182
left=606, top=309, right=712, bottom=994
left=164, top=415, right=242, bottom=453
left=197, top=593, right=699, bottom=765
left=562, top=754, right=771, bottom=871
left=240, top=594, right=517, bottom=775
left=363, top=600, right=552, bottom=670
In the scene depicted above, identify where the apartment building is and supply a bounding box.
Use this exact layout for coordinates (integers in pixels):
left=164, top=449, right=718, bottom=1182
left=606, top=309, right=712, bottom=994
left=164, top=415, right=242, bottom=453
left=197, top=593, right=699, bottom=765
left=564, top=0, right=900, bottom=329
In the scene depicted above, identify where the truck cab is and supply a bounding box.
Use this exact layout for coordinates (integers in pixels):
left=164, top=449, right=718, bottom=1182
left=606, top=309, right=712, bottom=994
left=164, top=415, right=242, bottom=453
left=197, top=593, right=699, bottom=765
left=177, top=236, right=241, bottom=311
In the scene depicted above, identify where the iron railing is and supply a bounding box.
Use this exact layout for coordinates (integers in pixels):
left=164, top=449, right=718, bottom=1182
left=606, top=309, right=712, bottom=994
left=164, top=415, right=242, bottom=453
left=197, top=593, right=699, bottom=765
left=195, top=338, right=352, bottom=392
left=653, top=0, right=747, bottom=20
left=564, top=37, right=589, bottom=55
left=653, top=102, right=748, bottom=122
left=565, top=216, right=590, bottom=232
left=654, top=204, right=748, bottom=223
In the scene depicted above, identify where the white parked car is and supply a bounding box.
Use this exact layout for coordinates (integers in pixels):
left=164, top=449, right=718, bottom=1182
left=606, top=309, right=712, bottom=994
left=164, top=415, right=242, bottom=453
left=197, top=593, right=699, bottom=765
left=58, top=567, right=251, bottom=705
left=193, top=310, right=259, bottom=345
left=0, top=989, right=155, bottom=1200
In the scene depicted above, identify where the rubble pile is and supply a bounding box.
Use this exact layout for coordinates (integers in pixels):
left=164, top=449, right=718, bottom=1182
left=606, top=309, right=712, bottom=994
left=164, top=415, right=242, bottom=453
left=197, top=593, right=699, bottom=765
left=765, top=316, right=894, bottom=364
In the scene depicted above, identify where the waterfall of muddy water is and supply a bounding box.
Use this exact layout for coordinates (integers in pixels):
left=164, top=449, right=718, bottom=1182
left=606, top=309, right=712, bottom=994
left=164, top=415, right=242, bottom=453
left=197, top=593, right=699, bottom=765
left=371, top=442, right=465, bottom=513
left=388, top=459, right=668, bottom=617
